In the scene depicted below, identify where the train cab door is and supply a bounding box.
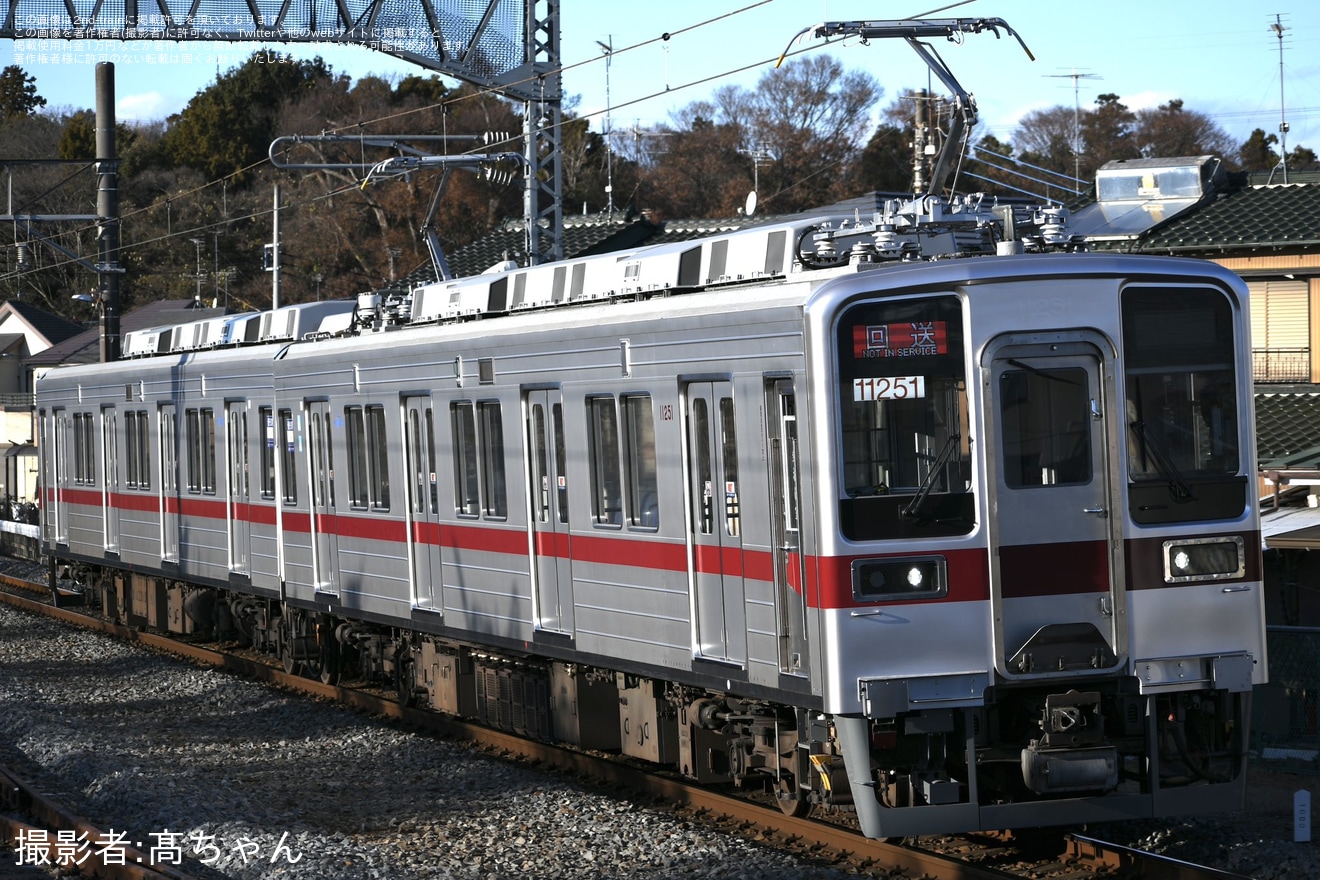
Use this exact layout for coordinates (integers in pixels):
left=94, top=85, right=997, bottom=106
left=525, top=389, right=574, bottom=634
left=307, top=400, right=339, bottom=595
left=50, top=407, right=69, bottom=545
left=986, top=335, right=1125, bottom=680
left=101, top=406, right=120, bottom=553
left=404, top=395, right=443, bottom=613
left=159, top=404, right=180, bottom=563
left=226, top=402, right=250, bottom=575
left=767, top=380, right=809, bottom=676
left=685, top=380, right=746, bottom=666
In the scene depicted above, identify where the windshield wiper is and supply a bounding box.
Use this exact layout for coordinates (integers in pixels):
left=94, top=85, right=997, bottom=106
left=902, top=433, right=962, bottom=520
left=1129, top=420, right=1197, bottom=503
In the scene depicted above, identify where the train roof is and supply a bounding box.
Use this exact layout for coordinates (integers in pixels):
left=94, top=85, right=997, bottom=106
left=105, top=194, right=1104, bottom=364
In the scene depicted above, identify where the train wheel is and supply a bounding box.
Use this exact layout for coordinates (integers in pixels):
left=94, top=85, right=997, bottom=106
left=318, top=635, right=341, bottom=686
left=281, top=641, right=301, bottom=675
left=776, top=776, right=811, bottom=818
left=395, top=640, right=417, bottom=707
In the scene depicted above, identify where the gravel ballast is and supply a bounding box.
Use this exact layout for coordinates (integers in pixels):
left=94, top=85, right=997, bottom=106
left=1, top=598, right=1316, bottom=879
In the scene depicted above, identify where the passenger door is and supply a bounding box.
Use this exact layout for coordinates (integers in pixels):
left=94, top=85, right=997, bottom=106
left=767, top=380, right=808, bottom=675
left=51, top=408, right=69, bottom=545
left=404, top=395, right=443, bottom=612
left=526, top=389, right=574, bottom=634
left=685, top=380, right=745, bottom=665
left=101, top=406, right=119, bottom=553
left=307, top=400, right=339, bottom=595
left=986, top=336, right=1124, bottom=679
left=159, top=404, right=179, bottom=563
left=227, top=402, right=250, bottom=575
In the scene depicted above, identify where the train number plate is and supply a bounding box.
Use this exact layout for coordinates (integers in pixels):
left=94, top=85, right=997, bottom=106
left=853, top=376, right=926, bottom=401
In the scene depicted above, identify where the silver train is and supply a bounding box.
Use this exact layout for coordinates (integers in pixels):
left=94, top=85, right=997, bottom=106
left=37, top=194, right=1268, bottom=837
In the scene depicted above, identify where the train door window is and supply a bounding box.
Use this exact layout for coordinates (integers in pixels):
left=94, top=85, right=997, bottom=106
left=719, top=396, right=738, bottom=536
left=553, top=403, right=568, bottom=524
left=230, top=407, right=249, bottom=499
left=999, top=367, right=1092, bottom=487
left=310, top=409, right=324, bottom=508
left=478, top=401, right=506, bottom=519
left=451, top=401, right=480, bottom=516
left=73, top=413, right=94, bottom=484
left=102, top=406, right=120, bottom=551
left=259, top=407, right=275, bottom=499
left=125, top=413, right=137, bottom=489
left=689, top=396, right=713, bottom=535
left=407, top=407, right=425, bottom=515
left=280, top=408, right=297, bottom=505
left=529, top=400, right=570, bottom=524
left=587, top=396, right=622, bottom=527
left=836, top=295, right=972, bottom=540
left=622, top=394, right=659, bottom=530
left=530, top=402, right=550, bottom=523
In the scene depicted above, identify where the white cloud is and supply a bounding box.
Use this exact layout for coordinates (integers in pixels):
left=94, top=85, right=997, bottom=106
left=116, top=92, right=181, bottom=122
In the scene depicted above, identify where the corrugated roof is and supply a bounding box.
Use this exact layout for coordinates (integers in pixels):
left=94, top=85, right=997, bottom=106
left=1255, top=389, right=1320, bottom=468
left=1132, top=183, right=1320, bottom=253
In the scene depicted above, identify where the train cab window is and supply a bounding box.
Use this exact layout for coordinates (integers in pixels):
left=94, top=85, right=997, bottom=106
left=184, top=408, right=217, bottom=494
left=280, top=409, right=297, bottom=505
left=1122, top=287, right=1244, bottom=524
left=622, top=394, right=660, bottom=530
left=346, top=405, right=389, bottom=510
left=836, top=295, right=973, bottom=540
left=259, top=407, right=276, bottom=500
left=124, top=410, right=150, bottom=490
left=587, top=396, right=623, bottom=527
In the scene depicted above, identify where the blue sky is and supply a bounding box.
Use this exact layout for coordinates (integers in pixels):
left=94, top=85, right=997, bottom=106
left=4, top=0, right=1320, bottom=157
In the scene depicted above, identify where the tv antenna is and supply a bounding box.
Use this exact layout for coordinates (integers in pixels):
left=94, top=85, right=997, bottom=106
left=1270, top=14, right=1290, bottom=183
left=1046, top=69, right=1102, bottom=184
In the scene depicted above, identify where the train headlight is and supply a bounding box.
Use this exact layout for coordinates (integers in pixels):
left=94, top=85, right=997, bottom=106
left=1162, top=536, right=1245, bottom=583
left=852, top=556, right=947, bottom=602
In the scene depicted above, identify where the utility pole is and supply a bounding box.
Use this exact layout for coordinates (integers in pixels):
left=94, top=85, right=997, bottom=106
left=188, top=238, right=205, bottom=304
left=596, top=36, right=614, bottom=216
left=95, top=63, right=122, bottom=363
left=1271, top=14, right=1290, bottom=183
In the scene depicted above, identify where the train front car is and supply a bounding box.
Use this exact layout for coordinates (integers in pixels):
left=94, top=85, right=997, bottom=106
left=811, top=254, right=1265, bottom=838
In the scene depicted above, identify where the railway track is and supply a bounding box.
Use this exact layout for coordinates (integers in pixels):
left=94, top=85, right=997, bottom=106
left=1, top=760, right=203, bottom=880
left=0, top=567, right=1253, bottom=880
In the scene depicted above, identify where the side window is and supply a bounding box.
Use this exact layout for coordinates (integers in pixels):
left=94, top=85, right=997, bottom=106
left=185, top=409, right=215, bottom=494
left=587, top=396, right=622, bottom=527
left=73, top=412, right=95, bottom=485
left=478, top=401, right=506, bottom=519
left=259, top=406, right=275, bottom=499
left=280, top=408, right=297, bottom=505
left=451, top=400, right=505, bottom=520
left=367, top=404, right=390, bottom=510
left=185, top=409, right=200, bottom=493
left=622, top=394, right=659, bottom=529
left=345, top=405, right=389, bottom=510
left=452, top=402, right=479, bottom=517
left=125, top=410, right=151, bottom=490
